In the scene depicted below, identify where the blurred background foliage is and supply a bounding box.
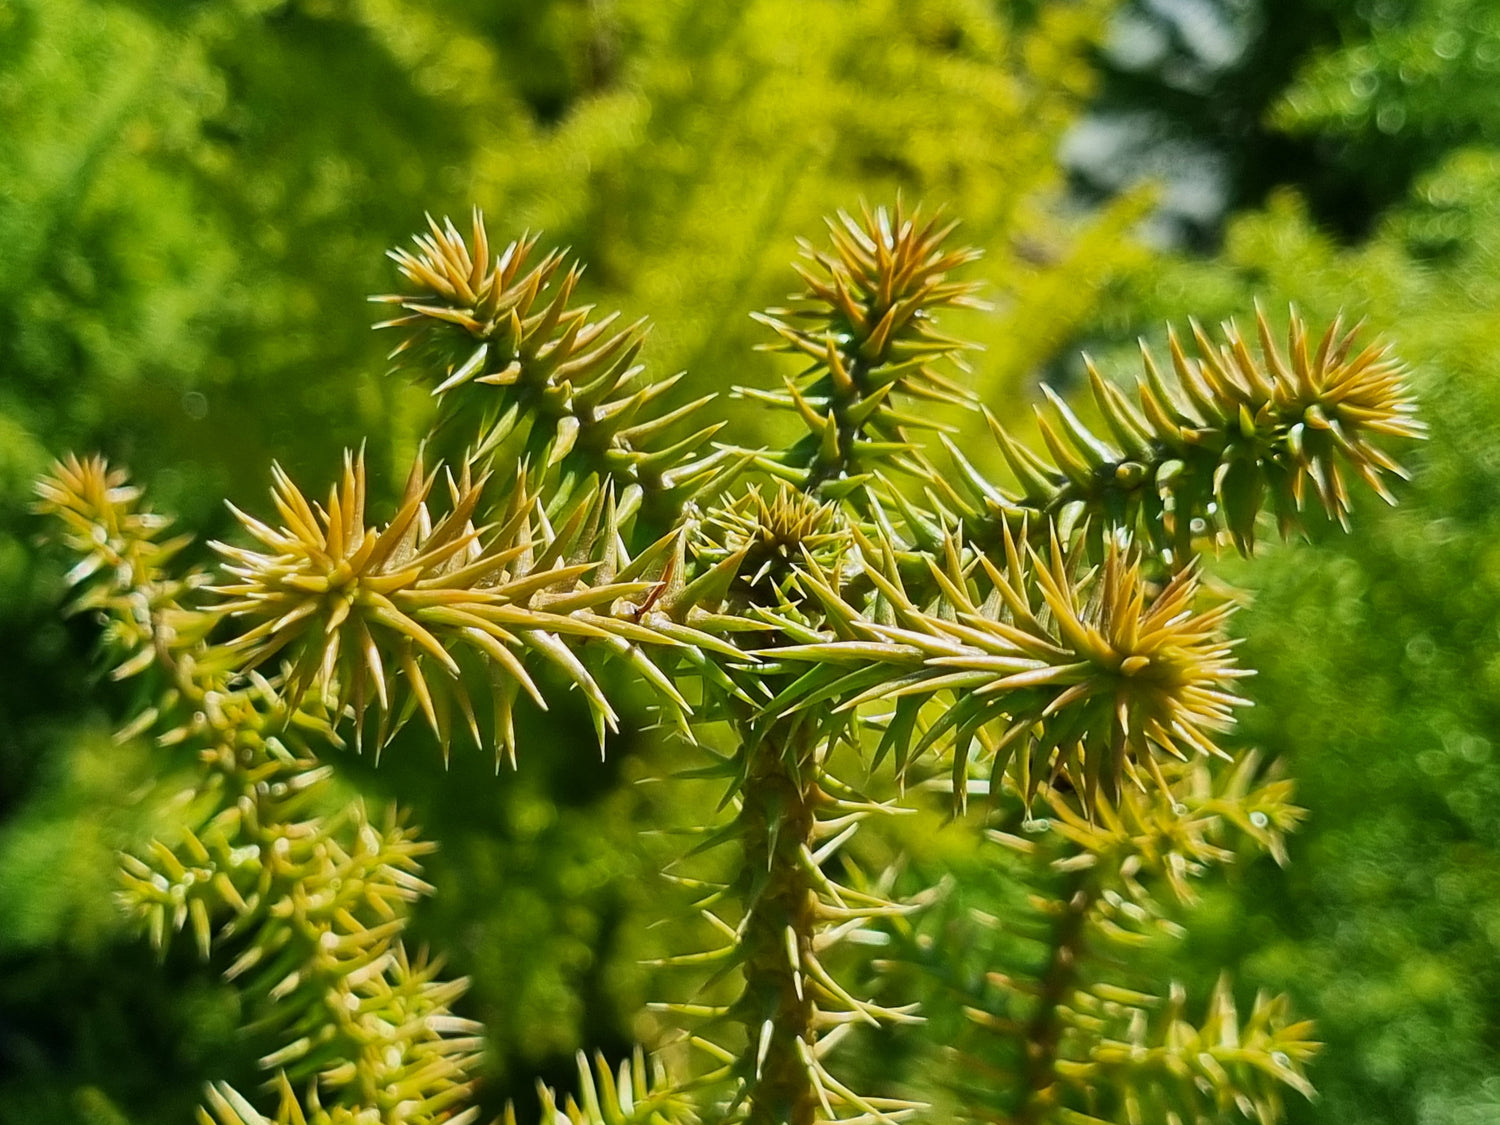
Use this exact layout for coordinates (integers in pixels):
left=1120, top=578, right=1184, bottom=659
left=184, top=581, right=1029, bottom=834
left=1, top=0, right=1496, bottom=1122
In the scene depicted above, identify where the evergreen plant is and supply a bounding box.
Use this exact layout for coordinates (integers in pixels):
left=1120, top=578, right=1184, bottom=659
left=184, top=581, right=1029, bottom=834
left=35, top=203, right=1422, bottom=1125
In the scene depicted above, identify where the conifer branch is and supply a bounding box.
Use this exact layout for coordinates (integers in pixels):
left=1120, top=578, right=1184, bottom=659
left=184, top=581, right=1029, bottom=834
left=938, top=758, right=1316, bottom=1125
left=35, top=204, right=1424, bottom=1125
left=651, top=485, right=923, bottom=1124
left=744, top=202, right=986, bottom=494
left=932, top=306, right=1425, bottom=562
left=36, top=460, right=487, bottom=1124
left=207, top=450, right=683, bottom=762
left=374, top=210, right=733, bottom=525
left=773, top=523, right=1248, bottom=813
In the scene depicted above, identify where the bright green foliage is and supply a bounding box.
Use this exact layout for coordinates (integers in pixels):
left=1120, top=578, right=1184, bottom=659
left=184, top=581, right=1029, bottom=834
left=2, top=17, right=525, bottom=1097
left=0, top=0, right=515, bottom=508
left=1081, top=7, right=1500, bottom=1118
left=522, top=1050, right=699, bottom=1125
left=1274, top=0, right=1500, bottom=184
left=37, top=201, right=1420, bottom=1125
left=1110, top=147, right=1500, bottom=1121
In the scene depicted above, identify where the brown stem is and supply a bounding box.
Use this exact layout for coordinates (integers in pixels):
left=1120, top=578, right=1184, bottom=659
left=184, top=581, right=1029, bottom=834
left=736, top=720, right=822, bottom=1125
left=1016, top=873, right=1096, bottom=1125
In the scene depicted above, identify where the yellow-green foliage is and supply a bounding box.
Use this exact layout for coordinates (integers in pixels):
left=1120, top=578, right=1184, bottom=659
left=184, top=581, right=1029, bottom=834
left=465, top=0, right=1150, bottom=430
